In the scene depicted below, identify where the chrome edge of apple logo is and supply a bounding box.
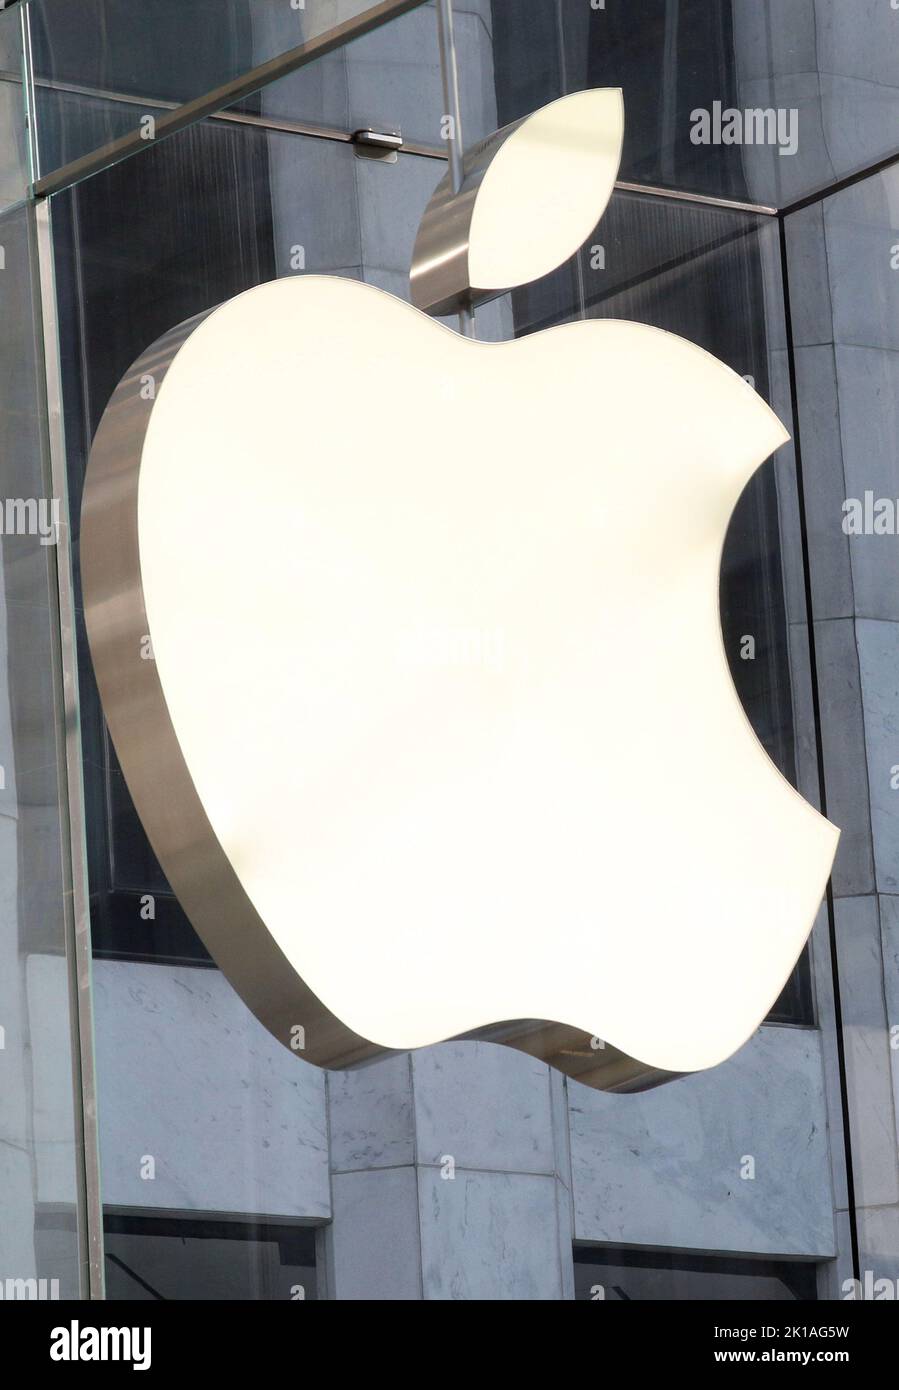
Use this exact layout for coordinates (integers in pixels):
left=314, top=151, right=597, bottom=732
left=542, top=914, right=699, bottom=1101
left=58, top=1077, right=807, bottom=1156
left=80, top=92, right=838, bottom=1093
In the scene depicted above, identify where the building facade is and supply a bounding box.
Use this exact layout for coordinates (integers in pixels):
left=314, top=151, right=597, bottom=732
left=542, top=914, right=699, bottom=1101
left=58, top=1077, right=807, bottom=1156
left=0, top=0, right=897, bottom=1300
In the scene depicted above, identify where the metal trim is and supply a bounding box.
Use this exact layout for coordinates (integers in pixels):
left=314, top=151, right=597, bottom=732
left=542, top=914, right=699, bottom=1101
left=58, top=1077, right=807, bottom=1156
left=0, top=70, right=448, bottom=161
left=19, top=0, right=38, bottom=184
left=613, top=179, right=776, bottom=216
left=2, top=67, right=894, bottom=215
left=432, top=0, right=474, bottom=333
left=31, top=0, right=429, bottom=197
left=34, top=198, right=105, bottom=1300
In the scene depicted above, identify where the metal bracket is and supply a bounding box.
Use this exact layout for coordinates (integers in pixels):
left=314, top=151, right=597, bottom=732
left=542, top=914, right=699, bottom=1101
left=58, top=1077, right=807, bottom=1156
left=351, top=127, right=403, bottom=163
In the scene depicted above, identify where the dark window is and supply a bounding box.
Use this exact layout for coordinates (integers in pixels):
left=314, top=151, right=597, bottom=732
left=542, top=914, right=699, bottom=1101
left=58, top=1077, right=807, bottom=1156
left=574, top=1245, right=818, bottom=1301
left=103, top=1212, right=318, bottom=1301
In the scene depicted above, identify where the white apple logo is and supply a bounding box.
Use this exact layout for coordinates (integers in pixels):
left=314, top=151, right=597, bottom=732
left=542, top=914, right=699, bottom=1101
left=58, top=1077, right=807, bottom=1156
left=81, top=92, right=838, bottom=1090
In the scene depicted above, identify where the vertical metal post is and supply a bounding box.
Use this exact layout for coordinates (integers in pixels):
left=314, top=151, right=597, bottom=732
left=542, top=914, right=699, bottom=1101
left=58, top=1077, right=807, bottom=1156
left=659, top=0, right=680, bottom=186
left=435, top=0, right=474, bottom=337
left=34, top=198, right=106, bottom=1301
left=553, top=0, right=587, bottom=322
left=19, top=2, right=41, bottom=186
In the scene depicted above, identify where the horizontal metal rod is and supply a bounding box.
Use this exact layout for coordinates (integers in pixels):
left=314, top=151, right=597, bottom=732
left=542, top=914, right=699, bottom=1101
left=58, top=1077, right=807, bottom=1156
left=614, top=178, right=776, bottom=217
left=30, top=0, right=427, bottom=195
left=4, top=60, right=894, bottom=217
left=0, top=64, right=791, bottom=215
left=0, top=69, right=447, bottom=160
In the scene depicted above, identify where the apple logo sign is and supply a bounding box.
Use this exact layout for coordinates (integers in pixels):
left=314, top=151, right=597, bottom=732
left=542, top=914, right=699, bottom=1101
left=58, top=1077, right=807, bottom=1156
left=81, top=91, right=838, bottom=1092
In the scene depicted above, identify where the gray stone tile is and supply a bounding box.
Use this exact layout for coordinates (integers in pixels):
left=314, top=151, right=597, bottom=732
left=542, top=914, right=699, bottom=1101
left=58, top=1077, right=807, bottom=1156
left=857, top=620, right=899, bottom=892
left=733, top=0, right=817, bottom=83
left=327, top=1166, right=422, bottom=1300
left=0, top=484, right=58, bottom=610
left=769, top=357, right=805, bottom=627
left=878, top=893, right=899, bottom=1146
left=837, top=346, right=899, bottom=621
left=824, top=165, right=899, bottom=352
left=3, top=600, right=60, bottom=808
left=0, top=209, right=42, bottom=410
left=346, top=5, right=443, bottom=146
left=556, top=1177, right=575, bottom=1299
left=26, top=955, right=78, bottom=1206
left=569, top=1025, right=835, bottom=1257
left=784, top=202, right=834, bottom=348
left=0, top=810, right=32, bottom=1147
left=818, top=71, right=899, bottom=186
left=794, top=345, right=853, bottom=620
left=832, top=895, right=899, bottom=1211
left=809, top=903, right=850, bottom=1211
left=815, top=617, right=875, bottom=896
left=817, top=1207, right=853, bottom=1300
left=412, top=1041, right=555, bottom=1175
left=549, top=1068, right=573, bottom=1191
left=452, top=0, right=495, bottom=41
left=259, top=50, right=350, bottom=131
left=328, top=1053, right=414, bottom=1173
left=358, top=266, right=413, bottom=302
left=856, top=1203, right=899, bottom=1288
left=760, top=220, right=789, bottom=354
left=356, top=150, right=444, bottom=283
left=814, top=0, right=899, bottom=89
left=0, top=82, right=29, bottom=213
left=93, top=960, right=330, bottom=1218
left=472, top=292, right=515, bottom=343
left=452, top=6, right=500, bottom=146
left=736, top=72, right=836, bottom=210
left=788, top=623, right=822, bottom=809
left=418, top=1167, right=568, bottom=1299
left=267, top=131, right=362, bottom=276
left=0, top=1143, right=40, bottom=1278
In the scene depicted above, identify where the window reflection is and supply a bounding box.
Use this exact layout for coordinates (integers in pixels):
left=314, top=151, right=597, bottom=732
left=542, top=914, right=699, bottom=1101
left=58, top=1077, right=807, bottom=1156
left=104, top=1213, right=318, bottom=1300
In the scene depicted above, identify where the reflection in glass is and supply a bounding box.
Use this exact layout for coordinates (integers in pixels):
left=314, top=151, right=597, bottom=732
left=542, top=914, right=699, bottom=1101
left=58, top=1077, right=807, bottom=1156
left=481, top=0, right=899, bottom=208
left=27, top=0, right=431, bottom=183
left=574, top=1246, right=818, bottom=1300
left=104, top=1213, right=318, bottom=1300
left=0, top=3, right=30, bottom=211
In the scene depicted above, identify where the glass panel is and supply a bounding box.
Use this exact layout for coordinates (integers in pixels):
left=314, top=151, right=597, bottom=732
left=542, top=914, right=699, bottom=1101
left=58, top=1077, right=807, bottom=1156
left=0, top=3, right=30, bottom=211
left=574, top=1247, right=819, bottom=1300
left=33, top=0, right=891, bottom=1302
left=466, top=0, right=899, bottom=208
left=104, top=1214, right=318, bottom=1300
left=49, top=117, right=445, bottom=1254
left=27, top=0, right=430, bottom=183
left=244, top=2, right=445, bottom=148
left=785, top=162, right=899, bottom=1291
left=0, top=200, right=85, bottom=1300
